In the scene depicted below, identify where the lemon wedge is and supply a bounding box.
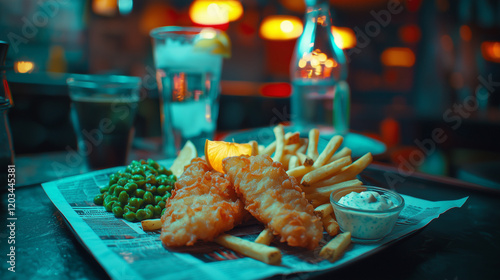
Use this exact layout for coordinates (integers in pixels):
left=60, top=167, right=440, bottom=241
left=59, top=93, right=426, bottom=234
left=193, top=28, right=231, bottom=58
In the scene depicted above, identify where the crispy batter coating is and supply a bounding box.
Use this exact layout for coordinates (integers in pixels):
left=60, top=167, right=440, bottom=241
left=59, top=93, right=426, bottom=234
left=223, top=155, right=323, bottom=250
left=160, top=158, right=245, bottom=246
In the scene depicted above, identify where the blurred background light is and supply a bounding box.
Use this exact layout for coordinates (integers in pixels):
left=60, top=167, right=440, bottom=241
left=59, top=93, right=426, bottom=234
left=14, top=61, right=35, bottom=74
left=381, top=47, right=415, bottom=67
left=118, top=0, right=133, bottom=16
left=331, top=26, right=356, bottom=49
left=460, top=25, right=472, bottom=42
left=399, top=24, right=421, bottom=44
left=189, top=0, right=243, bottom=26
left=481, top=41, right=500, bottom=63
left=92, top=0, right=118, bottom=16
left=260, top=15, right=303, bottom=40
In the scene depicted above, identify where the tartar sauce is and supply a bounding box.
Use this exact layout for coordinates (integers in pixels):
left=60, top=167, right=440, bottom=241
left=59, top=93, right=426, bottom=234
left=338, top=191, right=394, bottom=211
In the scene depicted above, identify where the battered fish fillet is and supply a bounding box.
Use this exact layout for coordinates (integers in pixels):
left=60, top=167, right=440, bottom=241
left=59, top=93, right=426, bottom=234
left=160, top=158, right=245, bottom=247
left=223, top=155, right=323, bottom=250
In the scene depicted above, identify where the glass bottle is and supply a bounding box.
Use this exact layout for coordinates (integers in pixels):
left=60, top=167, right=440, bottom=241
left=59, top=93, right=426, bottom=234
left=290, top=0, right=348, bottom=132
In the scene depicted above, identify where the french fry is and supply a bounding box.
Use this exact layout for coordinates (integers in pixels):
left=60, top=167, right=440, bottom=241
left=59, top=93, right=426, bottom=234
left=296, top=139, right=308, bottom=154
left=286, top=165, right=313, bottom=178
left=215, top=234, right=282, bottom=265
left=312, top=153, right=373, bottom=188
left=254, top=228, right=274, bottom=246
left=262, top=141, right=276, bottom=156
left=306, top=179, right=363, bottom=197
left=281, top=153, right=292, bottom=169
left=301, top=156, right=352, bottom=186
left=306, top=128, right=319, bottom=160
left=258, top=145, right=265, bottom=155
left=296, top=152, right=314, bottom=167
left=288, top=155, right=299, bottom=170
left=141, top=219, right=162, bottom=231
left=306, top=179, right=364, bottom=206
left=284, top=132, right=300, bottom=145
left=322, top=214, right=340, bottom=237
left=272, top=125, right=285, bottom=162
left=284, top=143, right=301, bottom=154
left=328, top=147, right=352, bottom=163
left=314, top=203, right=333, bottom=218
left=249, top=140, right=259, bottom=156
left=319, top=232, right=351, bottom=262
left=313, top=135, right=343, bottom=168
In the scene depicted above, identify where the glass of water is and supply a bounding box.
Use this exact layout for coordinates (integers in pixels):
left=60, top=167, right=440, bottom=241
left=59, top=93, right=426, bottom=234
left=150, top=26, right=229, bottom=157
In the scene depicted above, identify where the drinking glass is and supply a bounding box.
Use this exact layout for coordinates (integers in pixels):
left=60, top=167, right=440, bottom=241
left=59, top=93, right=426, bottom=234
left=150, top=26, right=225, bottom=157
left=67, top=74, right=141, bottom=170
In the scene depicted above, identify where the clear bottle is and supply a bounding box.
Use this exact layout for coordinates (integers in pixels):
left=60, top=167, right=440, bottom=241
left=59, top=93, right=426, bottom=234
left=290, top=0, right=347, bottom=132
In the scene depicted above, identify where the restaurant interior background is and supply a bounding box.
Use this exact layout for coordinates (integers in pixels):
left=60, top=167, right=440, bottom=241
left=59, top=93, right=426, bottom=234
left=1, top=0, right=499, bottom=187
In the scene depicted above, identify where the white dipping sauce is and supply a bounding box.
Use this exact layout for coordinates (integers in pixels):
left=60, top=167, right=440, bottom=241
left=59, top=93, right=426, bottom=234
left=333, top=191, right=399, bottom=241
left=338, top=191, right=394, bottom=211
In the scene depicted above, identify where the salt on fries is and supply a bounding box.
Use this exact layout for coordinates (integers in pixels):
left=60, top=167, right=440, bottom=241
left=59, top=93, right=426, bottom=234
left=215, top=234, right=282, bottom=265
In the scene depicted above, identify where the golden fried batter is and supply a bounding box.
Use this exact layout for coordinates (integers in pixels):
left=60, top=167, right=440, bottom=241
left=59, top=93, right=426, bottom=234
left=160, top=158, right=245, bottom=246
left=223, top=155, right=323, bottom=250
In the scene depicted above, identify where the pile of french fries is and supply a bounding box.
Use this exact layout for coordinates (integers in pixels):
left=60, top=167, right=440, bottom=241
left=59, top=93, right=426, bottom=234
left=142, top=125, right=372, bottom=265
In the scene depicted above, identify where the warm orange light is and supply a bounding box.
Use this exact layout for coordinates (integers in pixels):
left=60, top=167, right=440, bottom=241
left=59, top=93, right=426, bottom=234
left=15, top=61, right=35, bottom=74
left=189, top=0, right=243, bottom=25
left=460, top=25, right=472, bottom=42
left=331, top=27, right=356, bottom=49
left=481, top=41, right=500, bottom=63
left=381, top=47, right=415, bottom=67
left=92, top=0, right=117, bottom=16
left=399, top=24, right=421, bottom=43
left=260, top=15, right=303, bottom=40
left=440, top=35, right=453, bottom=52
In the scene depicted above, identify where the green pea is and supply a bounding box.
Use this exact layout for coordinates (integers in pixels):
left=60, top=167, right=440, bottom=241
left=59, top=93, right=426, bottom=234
left=145, top=174, right=157, bottom=184
left=117, top=178, right=128, bottom=186
left=143, top=192, right=154, bottom=205
left=157, top=185, right=167, bottom=196
left=146, top=185, right=156, bottom=194
left=118, top=191, right=129, bottom=205
left=145, top=204, right=155, bottom=213
left=118, top=172, right=131, bottom=180
left=112, top=206, right=124, bottom=218
left=148, top=159, right=160, bottom=169
left=105, top=201, right=116, bottom=212
left=161, top=208, right=166, bottom=216
left=164, top=184, right=173, bottom=192
left=124, top=205, right=137, bottom=213
left=132, top=174, right=146, bottom=186
left=108, top=184, right=117, bottom=195
left=109, top=174, right=119, bottom=185
left=100, top=185, right=109, bottom=193
left=129, top=197, right=143, bottom=208
left=168, top=174, right=176, bottom=181
left=130, top=160, right=140, bottom=166
left=134, top=188, right=145, bottom=198
left=136, top=209, right=147, bottom=221
left=94, top=194, right=104, bottom=205
left=154, top=196, right=162, bottom=205
left=153, top=205, right=162, bottom=218
left=104, top=195, right=118, bottom=205
left=114, top=186, right=125, bottom=197
left=162, top=192, right=171, bottom=201
left=131, top=167, right=145, bottom=176
left=158, top=201, right=166, bottom=209
left=124, top=182, right=138, bottom=194
left=144, top=209, right=154, bottom=219
left=123, top=211, right=136, bottom=222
